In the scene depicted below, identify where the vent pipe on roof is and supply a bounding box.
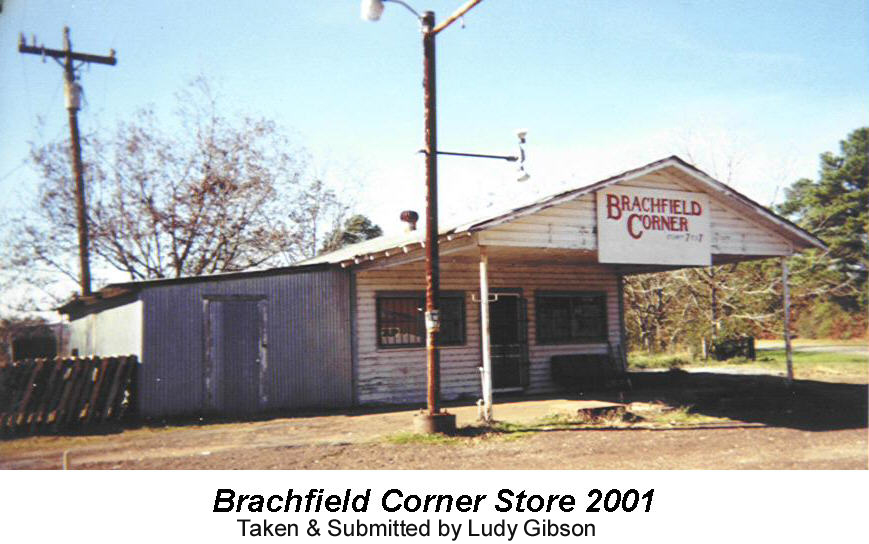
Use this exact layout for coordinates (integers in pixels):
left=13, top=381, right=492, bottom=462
left=400, top=210, right=419, bottom=232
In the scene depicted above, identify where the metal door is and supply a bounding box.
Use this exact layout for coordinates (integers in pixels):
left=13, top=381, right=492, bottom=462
left=488, top=293, right=528, bottom=390
left=204, top=297, right=267, bottom=415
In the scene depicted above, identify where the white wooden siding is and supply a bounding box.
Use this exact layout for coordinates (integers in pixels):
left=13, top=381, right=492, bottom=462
left=479, top=170, right=792, bottom=256
left=355, top=263, right=620, bottom=405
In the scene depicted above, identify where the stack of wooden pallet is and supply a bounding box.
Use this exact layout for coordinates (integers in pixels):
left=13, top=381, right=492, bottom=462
left=0, top=355, right=137, bottom=435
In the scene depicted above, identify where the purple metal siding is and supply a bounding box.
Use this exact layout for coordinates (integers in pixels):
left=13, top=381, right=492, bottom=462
left=139, top=268, right=352, bottom=417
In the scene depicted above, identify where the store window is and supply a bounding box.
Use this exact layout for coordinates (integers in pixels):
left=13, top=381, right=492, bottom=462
left=376, top=292, right=465, bottom=348
left=535, top=291, right=607, bottom=344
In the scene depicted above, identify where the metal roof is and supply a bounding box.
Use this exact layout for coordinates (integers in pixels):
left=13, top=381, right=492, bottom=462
left=302, top=155, right=827, bottom=267
left=58, top=155, right=827, bottom=314
left=57, top=263, right=333, bottom=314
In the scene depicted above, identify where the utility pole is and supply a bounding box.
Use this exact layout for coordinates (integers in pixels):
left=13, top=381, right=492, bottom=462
left=18, top=27, right=117, bottom=296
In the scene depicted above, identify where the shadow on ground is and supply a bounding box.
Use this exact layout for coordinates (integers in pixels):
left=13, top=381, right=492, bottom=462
left=607, top=370, right=868, bottom=432
left=145, top=370, right=867, bottom=433
left=3, top=370, right=866, bottom=441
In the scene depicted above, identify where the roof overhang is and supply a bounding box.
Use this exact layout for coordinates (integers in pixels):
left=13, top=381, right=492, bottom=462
left=304, top=155, right=826, bottom=271
left=59, top=155, right=829, bottom=315
left=465, top=156, right=827, bottom=252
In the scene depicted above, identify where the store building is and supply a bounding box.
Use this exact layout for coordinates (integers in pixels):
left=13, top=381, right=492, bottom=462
left=59, top=156, right=825, bottom=417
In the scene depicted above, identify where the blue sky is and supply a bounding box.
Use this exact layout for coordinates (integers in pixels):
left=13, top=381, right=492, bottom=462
left=1, top=0, right=867, bottom=235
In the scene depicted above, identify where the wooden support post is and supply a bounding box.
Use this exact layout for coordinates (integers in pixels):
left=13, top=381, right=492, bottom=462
left=479, top=246, right=493, bottom=422
left=616, top=274, right=628, bottom=372
left=782, top=257, right=794, bottom=384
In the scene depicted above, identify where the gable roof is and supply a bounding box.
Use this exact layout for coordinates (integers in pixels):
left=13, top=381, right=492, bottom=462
left=303, top=155, right=826, bottom=266
left=59, top=155, right=828, bottom=315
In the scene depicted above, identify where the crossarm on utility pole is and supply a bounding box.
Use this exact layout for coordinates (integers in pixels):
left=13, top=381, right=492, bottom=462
left=18, top=43, right=117, bottom=65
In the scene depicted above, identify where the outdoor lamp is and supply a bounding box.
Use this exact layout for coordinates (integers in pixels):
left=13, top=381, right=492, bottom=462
left=361, top=0, right=422, bottom=21
left=516, top=129, right=529, bottom=182
left=360, top=0, right=384, bottom=21
left=359, top=0, right=509, bottom=431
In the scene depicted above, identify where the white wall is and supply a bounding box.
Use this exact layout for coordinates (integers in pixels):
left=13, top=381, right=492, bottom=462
left=355, top=262, right=620, bottom=405
left=68, top=300, right=143, bottom=358
left=479, top=169, right=793, bottom=257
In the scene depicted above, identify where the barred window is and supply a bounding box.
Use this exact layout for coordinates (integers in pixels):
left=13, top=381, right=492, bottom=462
left=535, top=292, right=607, bottom=344
left=377, top=292, right=465, bottom=348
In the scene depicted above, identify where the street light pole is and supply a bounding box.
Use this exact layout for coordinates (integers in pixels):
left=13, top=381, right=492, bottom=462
left=362, top=0, right=489, bottom=433
left=421, top=11, right=442, bottom=419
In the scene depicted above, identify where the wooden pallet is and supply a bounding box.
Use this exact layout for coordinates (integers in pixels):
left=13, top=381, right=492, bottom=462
left=0, top=355, right=137, bottom=436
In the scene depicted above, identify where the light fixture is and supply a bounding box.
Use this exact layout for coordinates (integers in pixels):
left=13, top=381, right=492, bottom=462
left=516, top=129, right=529, bottom=182
left=360, top=0, right=385, bottom=21
left=361, top=0, right=421, bottom=22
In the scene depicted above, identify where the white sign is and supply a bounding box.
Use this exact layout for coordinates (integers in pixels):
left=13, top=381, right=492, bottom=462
left=596, top=186, right=711, bottom=266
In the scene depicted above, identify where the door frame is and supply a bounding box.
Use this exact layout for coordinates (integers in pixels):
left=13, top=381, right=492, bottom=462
left=479, top=287, right=529, bottom=392
left=202, top=295, right=268, bottom=413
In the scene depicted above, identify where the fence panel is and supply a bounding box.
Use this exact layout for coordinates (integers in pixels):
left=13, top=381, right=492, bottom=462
left=0, top=355, right=137, bottom=436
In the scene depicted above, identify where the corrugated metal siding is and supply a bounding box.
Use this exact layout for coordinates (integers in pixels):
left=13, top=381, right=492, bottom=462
left=355, top=262, right=620, bottom=405
left=480, top=170, right=793, bottom=256
left=67, top=300, right=143, bottom=358
left=139, top=268, right=352, bottom=417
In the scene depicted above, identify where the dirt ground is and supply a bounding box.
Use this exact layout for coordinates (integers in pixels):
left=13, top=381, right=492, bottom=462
left=1, top=370, right=867, bottom=470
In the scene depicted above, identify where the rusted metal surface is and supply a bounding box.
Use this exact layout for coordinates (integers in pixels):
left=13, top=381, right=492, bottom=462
left=0, top=356, right=137, bottom=435
left=422, top=10, right=441, bottom=416
left=431, top=0, right=484, bottom=35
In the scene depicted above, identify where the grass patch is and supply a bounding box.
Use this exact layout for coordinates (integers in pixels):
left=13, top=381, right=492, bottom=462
left=629, top=348, right=867, bottom=383
left=379, top=403, right=741, bottom=448
left=629, top=403, right=732, bottom=426
left=628, top=353, right=694, bottom=370
left=384, top=431, right=463, bottom=445
left=756, top=338, right=868, bottom=348
left=751, top=350, right=867, bottom=382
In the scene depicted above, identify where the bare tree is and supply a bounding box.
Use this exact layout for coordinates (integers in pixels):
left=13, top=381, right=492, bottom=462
left=3, top=78, right=349, bottom=310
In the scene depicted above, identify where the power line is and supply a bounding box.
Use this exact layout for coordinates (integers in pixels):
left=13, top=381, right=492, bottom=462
left=0, top=159, right=29, bottom=183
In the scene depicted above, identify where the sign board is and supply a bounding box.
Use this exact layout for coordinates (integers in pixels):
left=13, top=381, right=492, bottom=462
left=596, top=186, right=711, bottom=266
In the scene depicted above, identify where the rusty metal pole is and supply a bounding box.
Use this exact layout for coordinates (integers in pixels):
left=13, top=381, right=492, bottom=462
left=422, top=11, right=440, bottom=417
